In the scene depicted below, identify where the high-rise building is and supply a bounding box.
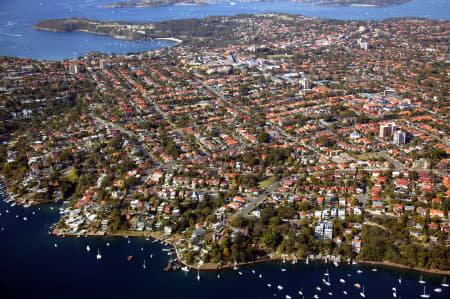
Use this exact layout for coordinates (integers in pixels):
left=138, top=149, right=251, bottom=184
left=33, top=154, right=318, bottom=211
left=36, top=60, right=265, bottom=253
left=393, top=130, right=407, bottom=144
left=379, top=124, right=392, bottom=138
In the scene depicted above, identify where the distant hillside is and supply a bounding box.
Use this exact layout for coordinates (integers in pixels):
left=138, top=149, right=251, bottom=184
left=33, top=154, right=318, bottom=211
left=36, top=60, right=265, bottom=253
left=310, top=0, right=411, bottom=7
left=102, top=0, right=208, bottom=8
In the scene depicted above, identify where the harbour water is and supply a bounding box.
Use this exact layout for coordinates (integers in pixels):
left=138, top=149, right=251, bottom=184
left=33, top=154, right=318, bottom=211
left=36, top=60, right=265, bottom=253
left=0, top=196, right=448, bottom=299
left=0, top=0, right=449, bottom=60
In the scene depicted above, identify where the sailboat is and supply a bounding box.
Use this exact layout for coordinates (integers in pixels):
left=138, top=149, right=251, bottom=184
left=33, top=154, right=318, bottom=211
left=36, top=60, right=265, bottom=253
left=324, top=268, right=330, bottom=276
left=143, top=259, right=146, bottom=269
left=392, top=287, right=397, bottom=298
left=339, top=278, right=346, bottom=283
left=398, top=277, right=402, bottom=284
left=360, top=286, right=366, bottom=298
left=197, top=269, right=200, bottom=281
left=419, top=286, right=430, bottom=298
left=298, top=289, right=303, bottom=295
left=324, top=275, right=331, bottom=286
left=442, top=277, right=449, bottom=287
left=418, top=274, right=426, bottom=284
left=96, top=249, right=102, bottom=260
left=306, top=256, right=309, bottom=265
left=86, top=245, right=90, bottom=252
left=233, top=261, right=238, bottom=270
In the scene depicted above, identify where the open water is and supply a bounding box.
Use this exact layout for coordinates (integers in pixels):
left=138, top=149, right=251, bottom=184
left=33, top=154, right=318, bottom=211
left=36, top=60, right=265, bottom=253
left=0, top=0, right=448, bottom=60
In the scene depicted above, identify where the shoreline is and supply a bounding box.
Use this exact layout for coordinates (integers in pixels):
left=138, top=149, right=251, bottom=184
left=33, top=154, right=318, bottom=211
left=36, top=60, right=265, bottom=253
left=357, top=260, right=450, bottom=276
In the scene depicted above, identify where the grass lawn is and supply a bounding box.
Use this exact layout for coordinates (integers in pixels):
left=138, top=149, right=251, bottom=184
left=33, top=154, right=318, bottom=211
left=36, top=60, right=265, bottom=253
left=259, top=177, right=275, bottom=189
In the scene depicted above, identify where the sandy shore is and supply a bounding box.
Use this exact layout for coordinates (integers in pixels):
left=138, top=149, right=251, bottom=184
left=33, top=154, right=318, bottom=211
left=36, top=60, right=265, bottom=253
left=358, top=260, right=450, bottom=275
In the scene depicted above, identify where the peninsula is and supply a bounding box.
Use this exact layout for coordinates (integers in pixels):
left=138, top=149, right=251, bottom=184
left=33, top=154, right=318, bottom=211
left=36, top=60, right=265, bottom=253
left=102, top=0, right=208, bottom=8
left=4, top=13, right=450, bottom=274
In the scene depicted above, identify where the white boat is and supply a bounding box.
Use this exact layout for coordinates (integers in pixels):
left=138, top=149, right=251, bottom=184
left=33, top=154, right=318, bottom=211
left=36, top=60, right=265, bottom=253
left=316, top=286, right=321, bottom=291
left=420, top=286, right=430, bottom=298
left=267, top=283, right=272, bottom=287
left=398, top=277, right=402, bottom=284
left=392, top=287, right=396, bottom=292
left=150, top=254, right=153, bottom=258
left=86, top=245, right=90, bottom=252
left=106, top=243, right=110, bottom=246
left=340, top=278, right=346, bottom=283
left=259, top=274, right=262, bottom=279
left=181, top=266, right=190, bottom=272
left=233, top=261, right=238, bottom=270
left=343, top=290, right=348, bottom=295
left=357, top=269, right=363, bottom=274
left=371, top=268, right=378, bottom=272
left=328, top=292, right=333, bottom=296
left=217, top=274, right=220, bottom=279
left=323, top=276, right=331, bottom=286
left=442, top=277, right=449, bottom=287
left=334, top=261, right=339, bottom=267
left=306, top=256, right=309, bottom=265
left=197, top=269, right=200, bottom=281
left=96, top=249, right=102, bottom=260
left=419, top=274, right=426, bottom=284
left=392, top=290, right=396, bottom=298
left=433, top=287, right=442, bottom=293
left=313, top=295, right=319, bottom=299
left=281, top=268, right=287, bottom=272
left=277, top=285, right=284, bottom=291
left=251, top=269, right=255, bottom=274
left=23, top=217, right=27, bottom=221
left=54, top=243, right=58, bottom=248
left=286, top=295, right=292, bottom=299
left=324, top=268, right=330, bottom=276
left=298, top=289, right=303, bottom=295
left=238, top=271, right=243, bottom=276
left=354, top=283, right=361, bottom=288
left=360, top=286, right=366, bottom=298
left=143, top=259, right=146, bottom=269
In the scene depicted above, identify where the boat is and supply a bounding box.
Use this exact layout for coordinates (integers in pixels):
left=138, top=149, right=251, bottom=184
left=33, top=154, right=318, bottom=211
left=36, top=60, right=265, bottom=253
left=267, top=283, right=272, bottom=287
left=277, top=285, right=284, bottom=291
left=306, top=256, right=309, bottom=265
left=343, top=290, right=348, bottom=295
left=313, top=295, right=319, bottom=299
left=419, top=274, right=426, bottom=284
left=433, top=287, right=442, bottom=293
left=316, top=286, right=321, bottom=291
left=238, top=271, right=243, bottom=276
left=252, top=269, right=255, bottom=274
left=442, top=277, right=449, bottom=287
left=23, top=217, right=27, bottom=221
left=360, top=286, right=366, bottom=298
left=233, top=261, right=238, bottom=270
left=197, top=269, right=200, bottom=281
left=106, top=243, right=110, bottom=246
left=286, top=295, right=292, bottom=299
left=298, top=289, right=303, bottom=295
left=143, top=259, right=146, bottom=269
left=86, top=245, right=90, bottom=252
left=54, top=243, right=58, bottom=248
left=181, top=266, right=190, bottom=272
left=281, top=268, right=287, bottom=272
left=96, top=249, right=102, bottom=260
left=259, top=274, right=262, bottom=279
left=340, top=278, right=346, bottom=283
left=354, top=283, right=361, bottom=288
left=292, top=256, right=298, bottom=264
left=393, top=289, right=397, bottom=298
left=356, top=269, right=363, bottom=274
left=371, top=268, right=378, bottom=272
left=420, top=286, right=430, bottom=298
left=334, top=260, right=339, bottom=267
left=150, top=254, right=153, bottom=258
left=328, top=292, right=333, bottom=296
left=323, top=276, right=331, bottom=286
left=398, top=277, right=402, bottom=284
left=127, top=256, right=133, bottom=261
left=324, top=268, right=330, bottom=276
left=217, top=274, right=220, bottom=279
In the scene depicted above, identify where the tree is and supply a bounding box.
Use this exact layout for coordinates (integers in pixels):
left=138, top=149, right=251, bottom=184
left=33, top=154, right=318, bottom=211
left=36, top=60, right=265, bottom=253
left=263, top=230, right=281, bottom=250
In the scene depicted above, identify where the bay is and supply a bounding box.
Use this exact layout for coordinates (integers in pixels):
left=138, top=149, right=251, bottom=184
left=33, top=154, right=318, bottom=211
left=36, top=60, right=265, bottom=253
left=0, top=0, right=449, bottom=60
left=0, top=195, right=448, bottom=299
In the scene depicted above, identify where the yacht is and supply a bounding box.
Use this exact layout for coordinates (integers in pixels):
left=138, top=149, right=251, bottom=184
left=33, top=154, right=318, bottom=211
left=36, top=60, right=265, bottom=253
left=181, top=266, right=190, bottom=272
left=143, top=259, right=146, bottom=269
left=217, top=274, right=220, bottom=279
left=298, top=289, right=303, bottom=295
left=316, top=286, right=321, bottom=291
left=354, top=283, right=361, bottom=288
left=433, top=287, right=442, bottom=293
left=324, top=268, right=330, bottom=276
left=339, top=278, right=346, bottom=283
left=197, top=269, right=200, bottom=281
left=371, top=268, right=378, bottom=272
left=259, top=274, right=262, bottom=279
left=420, top=286, right=430, bottom=298
left=267, top=283, right=272, bottom=287
left=418, top=274, right=426, bottom=284
left=356, top=269, right=363, bottom=274
left=360, top=286, right=366, bottom=298
left=323, top=276, right=331, bottom=286
left=281, top=268, right=287, bottom=272
left=343, top=290, right=348, bottom=295
left=313, top=295, right=319, bottom=299
left=442, top=277, right=449, bottom=287
left=285, top=295, right=292, bottom=299
left=96, top=249, right=102, bottom=260
left=277, top=285, right=284, bottom=291
left=306, top=256, right=309, bottom=265
left=398, top=277, right=402, bottom=284
left=86, top=245, right=90, bottom=252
